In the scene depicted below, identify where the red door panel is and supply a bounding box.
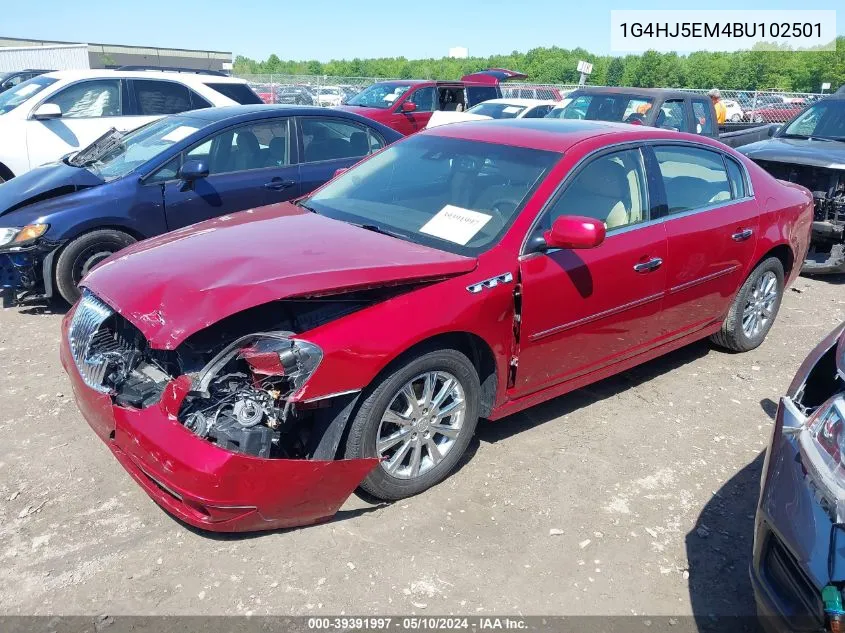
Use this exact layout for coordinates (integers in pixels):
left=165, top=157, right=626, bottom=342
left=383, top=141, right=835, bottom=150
left=660, top=201, right=759, bottom=338
left=514, top=222, right=668, bottom=398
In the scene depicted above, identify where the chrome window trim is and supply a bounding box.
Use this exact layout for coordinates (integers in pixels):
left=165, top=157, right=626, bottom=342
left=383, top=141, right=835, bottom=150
left=519, top=137, right=756, bottom=257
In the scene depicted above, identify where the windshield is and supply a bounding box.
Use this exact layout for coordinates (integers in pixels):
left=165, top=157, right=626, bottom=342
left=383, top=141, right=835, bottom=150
left=304, top=135, right=560, bottom=256
left=346, top=82, right=412, bottom=109
left=781, top=100, right=845, bottom=139
left=467, top=102, right=527, bottom=119
left=545, top=93, right=654, bottom=123
left=84, top=115, right=207, bottom=181
left=0, top=76, right=57, bottom=115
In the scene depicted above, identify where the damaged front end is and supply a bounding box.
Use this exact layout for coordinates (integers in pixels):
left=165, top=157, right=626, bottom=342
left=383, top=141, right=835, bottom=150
left=755, top=160, right=845, bottom=274
left=64, top=289, right=396, bottom=531
left=0, top=236, right=61, bottom=307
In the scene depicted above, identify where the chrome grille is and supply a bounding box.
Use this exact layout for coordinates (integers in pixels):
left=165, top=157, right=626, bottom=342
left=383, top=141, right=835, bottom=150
left=69, top=291, right=115, bottom=393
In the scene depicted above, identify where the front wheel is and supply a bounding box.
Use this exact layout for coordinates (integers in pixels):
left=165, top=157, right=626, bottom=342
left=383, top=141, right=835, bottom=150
left=54, top=230, right=136, bottom=304
left=710, top=257, right=784, bottom=352
left=344, top=348, right=480, bottom=500
left=731, top=113, right=741, bottom=122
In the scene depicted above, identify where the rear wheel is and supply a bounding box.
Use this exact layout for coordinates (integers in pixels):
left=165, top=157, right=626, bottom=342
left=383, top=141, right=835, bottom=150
left=54, top=230, right=136, bottom=304
left=710, top=257, right=784, bottom=352
left=344, top=348, right=480, bottom=500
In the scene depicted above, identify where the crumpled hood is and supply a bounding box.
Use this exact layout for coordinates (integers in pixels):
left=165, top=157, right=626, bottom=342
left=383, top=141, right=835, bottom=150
left=0, top=161, right=103, bottom=217
left=739, top=137, right=845, bottom=169
left=82, top=203, right=477, bottom=350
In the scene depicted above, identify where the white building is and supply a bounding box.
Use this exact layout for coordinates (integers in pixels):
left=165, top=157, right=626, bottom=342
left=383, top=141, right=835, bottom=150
left=448, top=47, right=468, bottom=59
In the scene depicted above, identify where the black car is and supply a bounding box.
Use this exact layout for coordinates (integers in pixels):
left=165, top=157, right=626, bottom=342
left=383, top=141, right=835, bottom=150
left=739, top=93, right=845, bottom=274
left=276, top=85, right=316, bottom=105
left=0, top=69, right=52, bottom=93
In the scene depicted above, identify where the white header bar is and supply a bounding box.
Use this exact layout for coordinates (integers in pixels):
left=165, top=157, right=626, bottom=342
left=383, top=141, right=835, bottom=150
left=610, top=10, right=837, bottom=53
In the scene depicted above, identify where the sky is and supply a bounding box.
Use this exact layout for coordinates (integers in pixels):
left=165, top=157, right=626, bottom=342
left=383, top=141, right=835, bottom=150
left=3, top=0, right=844, bottom=62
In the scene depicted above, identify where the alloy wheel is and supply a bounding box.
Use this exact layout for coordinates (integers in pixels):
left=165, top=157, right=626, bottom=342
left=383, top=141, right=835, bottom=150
left=376, top=371, right=466, bottom=480
left=742, top=271, right=778, bottom=338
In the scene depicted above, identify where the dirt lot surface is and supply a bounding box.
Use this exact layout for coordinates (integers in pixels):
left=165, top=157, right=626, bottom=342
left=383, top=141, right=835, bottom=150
left=1, top=275, right=844, bottom=620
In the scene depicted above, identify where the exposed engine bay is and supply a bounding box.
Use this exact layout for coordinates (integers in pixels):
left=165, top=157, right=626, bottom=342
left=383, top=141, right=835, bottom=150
left=71, top=288, right=411, bottom=460
left=753, top=160, right=845, bottom=272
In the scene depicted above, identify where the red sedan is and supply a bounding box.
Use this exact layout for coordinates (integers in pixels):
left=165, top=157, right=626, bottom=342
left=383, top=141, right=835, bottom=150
left=61, top=119, right=813, bottom=532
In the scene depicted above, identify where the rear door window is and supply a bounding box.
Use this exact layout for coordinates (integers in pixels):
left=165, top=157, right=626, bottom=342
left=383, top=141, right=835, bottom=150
left=654, top=145, right=732, bottom=214
left=466, top=86, right=498, bottom=107
left=692, top=99, right=716, bottom=135
left=132, top=80, right=193, bottom=115
left=656, top=100, right=688, bottom=131
left=300, top=118, right=383, bottom=163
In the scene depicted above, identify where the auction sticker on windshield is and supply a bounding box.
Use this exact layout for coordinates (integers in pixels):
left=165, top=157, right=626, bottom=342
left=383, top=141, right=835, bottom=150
left=420, top=205, right=492, bottom=245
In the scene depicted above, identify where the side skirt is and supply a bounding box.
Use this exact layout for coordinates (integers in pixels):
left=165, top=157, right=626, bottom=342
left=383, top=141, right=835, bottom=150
left=489, top=322, right=722, bottom=421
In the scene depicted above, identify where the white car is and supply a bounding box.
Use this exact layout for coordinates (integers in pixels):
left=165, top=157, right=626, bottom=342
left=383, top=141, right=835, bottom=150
left=0, top=69, right=262, bottom=181
left=316, top=86, right=345, bottom=107
left=426, top=98, right=558, bottom=129
left=722, top=99, right=744, bottom=122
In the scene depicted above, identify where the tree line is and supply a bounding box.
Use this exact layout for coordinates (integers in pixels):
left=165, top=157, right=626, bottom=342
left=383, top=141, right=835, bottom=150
left=234, top=38, right=845, bottom=93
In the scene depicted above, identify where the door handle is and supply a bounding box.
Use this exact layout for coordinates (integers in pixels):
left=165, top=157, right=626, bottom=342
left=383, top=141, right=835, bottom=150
left=633, top=257, right=663, bottom=273
left=732, top=228, right=753, bottom=241
left=264, top=178, right=296, bottom=191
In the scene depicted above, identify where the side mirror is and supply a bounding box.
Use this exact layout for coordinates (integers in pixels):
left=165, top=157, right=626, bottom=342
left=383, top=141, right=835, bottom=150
left=769, top=124, right=782, bottom=137
left=32, top=103, right=62, bottom=120
left=400, top=101, right=417, bottom=113
left=543, top=216, right=606, bottom=250
left=178, top=159, right=209, bottom=182
left=333, top=167, right=348, bottom=178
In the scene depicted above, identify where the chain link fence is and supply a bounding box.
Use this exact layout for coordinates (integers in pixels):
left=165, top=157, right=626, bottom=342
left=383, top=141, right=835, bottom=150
left=235, top=73, right=829, bottom=125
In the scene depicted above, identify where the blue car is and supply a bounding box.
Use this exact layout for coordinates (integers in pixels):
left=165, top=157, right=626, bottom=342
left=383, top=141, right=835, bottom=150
left=0, top=104, right=400, bottom=305
left=753, top=322, right=845, bottom=632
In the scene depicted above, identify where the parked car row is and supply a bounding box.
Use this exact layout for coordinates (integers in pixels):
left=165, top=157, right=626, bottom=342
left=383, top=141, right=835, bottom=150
left=0, top=67, right=264, bottom=181
left=0, top=104, right=401, bottom=305
left=1, top=65, right=842, bottom=631
left=248, top=83, right=361, bottom=106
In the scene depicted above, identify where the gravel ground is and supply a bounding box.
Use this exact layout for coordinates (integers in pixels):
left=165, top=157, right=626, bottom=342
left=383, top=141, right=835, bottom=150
left=1, top=275, right=844, bottom=619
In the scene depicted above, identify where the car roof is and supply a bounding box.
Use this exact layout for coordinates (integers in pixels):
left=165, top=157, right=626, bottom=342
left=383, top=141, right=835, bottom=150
left=424, top=118, right=728, bottom=153
left=475, top=98, right=559, bottom=107
left=171, top=104, right=403, bottom=131
left=568, top=86, right=697, bottom=101
left=42, top=69, right=246, bottom=84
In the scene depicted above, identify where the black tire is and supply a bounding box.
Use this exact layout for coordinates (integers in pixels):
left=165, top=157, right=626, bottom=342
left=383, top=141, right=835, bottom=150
left=710, top=257, right=784, bottom=352
left=54, top=230, right=136, bottom=304
left=344, top=348, right=480, bottom=500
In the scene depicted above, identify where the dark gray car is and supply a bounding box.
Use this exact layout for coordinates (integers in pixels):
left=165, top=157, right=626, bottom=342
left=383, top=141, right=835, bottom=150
left=740, top=94, right=845, bottom=274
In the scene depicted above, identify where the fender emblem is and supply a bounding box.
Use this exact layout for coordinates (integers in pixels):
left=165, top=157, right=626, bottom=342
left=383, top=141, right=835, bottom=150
left=467, top=272, right=514, bottom=294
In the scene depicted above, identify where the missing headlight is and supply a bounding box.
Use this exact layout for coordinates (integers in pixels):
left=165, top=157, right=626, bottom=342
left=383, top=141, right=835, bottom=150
left=177, top=333, right=323, bottom=458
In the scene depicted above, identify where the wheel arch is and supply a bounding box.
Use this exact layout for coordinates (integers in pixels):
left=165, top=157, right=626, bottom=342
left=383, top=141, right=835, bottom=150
left=371, top=331, right=499, bottom=419
left=0, top=161, right=14, bottom=182
left=755, top=243, right=794, bottom=281
left=43, top=225, right=143, bottom=298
